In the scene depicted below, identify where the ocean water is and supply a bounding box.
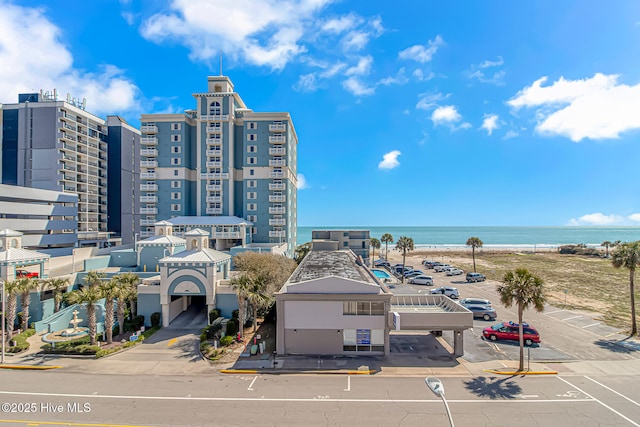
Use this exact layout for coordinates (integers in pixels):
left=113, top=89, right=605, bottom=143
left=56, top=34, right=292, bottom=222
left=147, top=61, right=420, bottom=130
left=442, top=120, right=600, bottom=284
left=296, top=226, right=640, bottom=249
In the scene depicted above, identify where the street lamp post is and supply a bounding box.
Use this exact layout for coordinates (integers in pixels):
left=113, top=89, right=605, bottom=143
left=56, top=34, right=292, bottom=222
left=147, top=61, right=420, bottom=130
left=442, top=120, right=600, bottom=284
left=1, top=278, right=5, bottom=364
left=425, top=377, right=454, bottom=427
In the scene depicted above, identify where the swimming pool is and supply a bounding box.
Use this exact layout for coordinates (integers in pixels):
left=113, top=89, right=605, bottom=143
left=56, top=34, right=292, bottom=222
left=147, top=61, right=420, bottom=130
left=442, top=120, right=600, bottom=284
left=372, top=269, right=392, bottom=279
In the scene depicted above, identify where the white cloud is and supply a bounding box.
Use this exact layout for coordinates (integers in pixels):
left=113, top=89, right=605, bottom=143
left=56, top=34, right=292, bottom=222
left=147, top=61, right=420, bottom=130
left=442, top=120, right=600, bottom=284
left=416, top=92, right=450, bottom=110
left=342, top=77, right=375, bottom=96
left=508, top=73, right=640, bottom=141
left=398, top=35, right=444, bottom=63
left=297, top=173, right=309, bottom=189
left=345, top=56, right=373, bottom=76
left=377, top=68, right=409, bottom=86
left=294, top=73, right=318, bottom=93
left=431, top=105, right=470, bottom=131
left=121, top=12, right=135, bottom=25
left=141, top=0, right=332, bottom=70
left=481, top=114, right=500, bottom=135
left=0, top=2, right=140, bottom=115
left=378, top=150, right=401, bottom=170
left=412, top=69, right=435, bottom=81
left=468, top=56, right=505, bottom=85
left=629, top=213, right=640, bottom=222
left=321, top=14, right=361, bottom=34
left=567, top=212, right=631, bottom=226
left=503, top=130, right=519, bottom=140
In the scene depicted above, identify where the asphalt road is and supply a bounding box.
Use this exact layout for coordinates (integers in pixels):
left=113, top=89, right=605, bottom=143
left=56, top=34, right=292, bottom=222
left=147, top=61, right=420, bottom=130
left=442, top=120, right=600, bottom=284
left=0, top=370, right=639, bottom=426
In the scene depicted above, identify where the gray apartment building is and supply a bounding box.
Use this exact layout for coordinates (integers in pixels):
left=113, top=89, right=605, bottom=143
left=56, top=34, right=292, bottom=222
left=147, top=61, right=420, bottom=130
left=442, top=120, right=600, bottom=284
left=0, top=91, right=140, bottom=247
left=139, top=75, right=299, bottom=256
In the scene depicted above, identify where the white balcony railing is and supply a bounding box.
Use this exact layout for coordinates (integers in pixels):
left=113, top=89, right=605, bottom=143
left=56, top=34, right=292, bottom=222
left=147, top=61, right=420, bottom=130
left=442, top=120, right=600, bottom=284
left=140, top=160, right=158, bottom=168
left=140, top=219, right=156, bottom=226
left=140, top=231, right=154, bottom=238
left=270, top=172, right=285, bottom=179
left=269, top=195, right=286, bottom=202
left=140, top=208, right=158, bottom=214
left=269, top=219, right=286, bottom=226
left=141, top=125, right=158, bottom=133
left=269, top=123, right=286, bottom=132
left=140, top=196, right=158, bottom=203
left=269, top=159, right=286, bottom=167
left=141, top=137, right=158, bottom=145
left=140, top=149, right=158, bottom=157
left=269, top=147, right=286, bottom=155
left=206, top=138, right=222, bottom=145
left=140, top=184, right=158, bottom=191
left=200, top=114, right=229, bottom=121
left=140, top=172, right=156, bottom=179
left=206, top=196, right=222, bottom=203
left=212, top=231, right=242, bottom=239
left=269, top=207, right=286, bottom=214
left=269, top=231, right=286, bottom=238
left=206, top=149, right=221, bottom=156
left=206, top=161, right=222, bottom=168
left=200, top=173, right=229, bottom=179
left=269, top=183, right=286, bottom=191
left=206, top=184, right=222, bottom=191
left=269, top=135, right=285, bottom=144
left=206, top=207, right=223, bottom=214
left=206, top=126, right=222, bottom=134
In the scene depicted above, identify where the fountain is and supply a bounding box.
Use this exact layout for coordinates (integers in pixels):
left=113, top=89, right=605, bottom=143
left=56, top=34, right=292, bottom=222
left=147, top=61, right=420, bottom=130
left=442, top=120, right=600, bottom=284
left=60, top=310, right=85, bottom=337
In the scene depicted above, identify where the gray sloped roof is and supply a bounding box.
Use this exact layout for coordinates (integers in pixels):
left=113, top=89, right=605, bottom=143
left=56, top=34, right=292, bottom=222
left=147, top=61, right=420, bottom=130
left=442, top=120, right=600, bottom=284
left=161, top=248, right=230, bottom=264
left=0, top=248, right=50, bottom=264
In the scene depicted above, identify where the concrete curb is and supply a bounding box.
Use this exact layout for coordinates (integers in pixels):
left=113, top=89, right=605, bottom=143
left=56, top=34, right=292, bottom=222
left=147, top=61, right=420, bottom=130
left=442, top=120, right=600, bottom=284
left=0, top=364, right=63, bottom=370
left=484, top=369, right=558, bottom=376
left=220, top=369, right=376, bottom=375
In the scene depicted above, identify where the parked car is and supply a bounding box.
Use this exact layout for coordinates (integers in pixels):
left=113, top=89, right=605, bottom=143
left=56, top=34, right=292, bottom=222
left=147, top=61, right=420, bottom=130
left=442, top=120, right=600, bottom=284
left=374, top=260, right=390, bottom=268
left=434, top=264, right=451, bottom=272
left=463, top=305, right=497, bottom=321
left=427, top=262, right=442, bottom=269
left=409, top=275, right=434, bottom=285
left=482, top=321, right=541, bottom=346
left=405, top=272, right=422, bottom=279
left=430, top=286, right=459, bottom=299
left=446, top=268, right=464, bottom=276
left=404, top=269, right=424, bottom=277
left=422, top=259, right=436, bottom=266
left=460, top=298, right=492, bottom=307
left=466, top=272, right=487, bottom=282
left=16, top=269, right=39, bottom=278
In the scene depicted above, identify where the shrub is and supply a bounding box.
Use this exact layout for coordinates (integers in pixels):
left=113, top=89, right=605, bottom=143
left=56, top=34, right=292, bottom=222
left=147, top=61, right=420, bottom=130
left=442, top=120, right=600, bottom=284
left=208, top=309, right=221, bottom=324
left=200, top=342, right=211, bottom=352
left=225, top=319, right=237, bottom=337
left=150, top=312, right=161, bottom=327
left=7, top=328, right=35, bottom=353
left=200, top=326, right=210, bottom=343
left=220, top=335, right=234, bottom=347
left=232, top=309, right=239, bottom=321
left=208, top=322, right=222, bottom=339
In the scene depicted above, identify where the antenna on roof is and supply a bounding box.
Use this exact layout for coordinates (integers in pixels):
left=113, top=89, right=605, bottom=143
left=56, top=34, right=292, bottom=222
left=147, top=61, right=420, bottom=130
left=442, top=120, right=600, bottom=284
left=219, top=50, right=223, bottom=76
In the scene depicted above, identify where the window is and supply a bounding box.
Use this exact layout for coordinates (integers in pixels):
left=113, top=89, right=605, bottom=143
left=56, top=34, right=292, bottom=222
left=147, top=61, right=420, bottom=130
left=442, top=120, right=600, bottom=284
left=247, top=192, right=257, bottom=200
left=247, top=134, right=256, bottom=141
left=249, top=169, right=255, bottom=176
left=251, top=227, right=257, bottom=234
left=171, top=192, right=181, bottom=200
left=174, top=170, right=179, bottom=176
left=248, top=180, right=257, bottom=188
left=171, top=204, right=180, bottom=211
left=171, top=134, right=181, bottom=142
left=209, top=101, right=221, bottom=116
left=247, top=203, right=257, bottom=211
left=172, top=158, right=181, bottom=165
left=343, top=302, right=384, bottom=316
left=171, top=123, right=181, bottom=131
left=247, top=145, right=257, bottom=153
left=343, top=241, right=349, bottom=247
left=172, top=146, right=181, bottom=153
left=171, top=181, right=181, bottom=189
left=248, top=157, right=256, bottom=164
left=248, top=215, right=257, bottom=222
left=248, top=122, right=257, bottom=129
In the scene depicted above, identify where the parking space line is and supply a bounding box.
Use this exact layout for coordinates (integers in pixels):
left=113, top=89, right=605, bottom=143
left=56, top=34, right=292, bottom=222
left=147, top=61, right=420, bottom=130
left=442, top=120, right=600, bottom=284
left=247, top=376, right=258, bottom=391
left=581, top=323, right=600, bottom=329
left=584, top=376, right=640, bottom=408
left=545, top=309, right=565, bottom=315
left=558, top=377, right=640, bottom=426
left=562, top=315, right=582, bottom=321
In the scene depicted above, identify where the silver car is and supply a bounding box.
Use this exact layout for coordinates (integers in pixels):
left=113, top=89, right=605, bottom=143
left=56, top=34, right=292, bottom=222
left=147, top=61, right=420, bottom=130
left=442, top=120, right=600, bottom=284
left=463, top=304, right=497, bottom=321
left=409, top=275, right=434, bottom=285
left=430, top=286, right=459, bottom=298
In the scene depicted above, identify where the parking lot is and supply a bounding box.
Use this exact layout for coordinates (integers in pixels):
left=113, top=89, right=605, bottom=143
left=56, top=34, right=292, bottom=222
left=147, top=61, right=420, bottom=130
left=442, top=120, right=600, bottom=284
left=379, top=257, right=640, bottom=364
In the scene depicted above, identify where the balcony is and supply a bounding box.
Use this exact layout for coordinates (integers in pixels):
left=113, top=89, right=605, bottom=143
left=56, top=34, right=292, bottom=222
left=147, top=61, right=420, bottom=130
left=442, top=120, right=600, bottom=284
left=140, top=184, right=158, bottom=191
left=269, top=207, right=286, bottom=214
left=200, top=172, right=229, bottom=179
left=140, top=196, right=158, bottom=203
left=269, top=195, right=286, bottom=202
left=269, top=183, right=285, bottom=191
left=206, top=126, right=222, bottom=134
left=201, top=114, right=229, bottom=121
left=140, top=219, right=156, bottom=226
left=269, top=159, right=286, bottom=167
left=212, top=231, right=241, bottom=239
left=140, top=207, right=158, bottom=214
left=206, top=149, right=221, bottom=156
left=206, top=196, right=222, bottom=203
left=141, top=137, right=158, bottom=145
left=269, top=135, right=285, bottom=144
left=269, top=147, right=286, bottom=155
left=140, top=172, right=157, bottom=179
left=269, top=218, right=286, bottom=226
left=270, top=171, right=285, bottom=179
left=141, top=125, right=158, bottom=133
left=140, top=160, right=158, bottom=168
left=206, top=138, right=222, bottom=145
left=206, top=161, right=222, bottom=168
left=269, top=123, right=286, bottom=132
left=140, top=231, right=154, bottom=238
left=269, top=231, right=286, bottom=238
left=206, top=184, right=222, bottom=191
left=206, top=207, right=223, bottom=215
left=140, top=149, right=158, bottom=157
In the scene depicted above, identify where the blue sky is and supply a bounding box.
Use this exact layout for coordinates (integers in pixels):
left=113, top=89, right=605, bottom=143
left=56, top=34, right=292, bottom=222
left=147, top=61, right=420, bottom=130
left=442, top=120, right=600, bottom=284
left=2, top=1, right=640, bottom=227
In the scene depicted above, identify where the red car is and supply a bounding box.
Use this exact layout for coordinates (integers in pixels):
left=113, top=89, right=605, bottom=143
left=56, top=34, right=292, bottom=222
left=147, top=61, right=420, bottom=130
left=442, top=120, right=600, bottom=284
left=16, top=269, right=39, bottom=279
left=483, top=321, right=540, bottom=346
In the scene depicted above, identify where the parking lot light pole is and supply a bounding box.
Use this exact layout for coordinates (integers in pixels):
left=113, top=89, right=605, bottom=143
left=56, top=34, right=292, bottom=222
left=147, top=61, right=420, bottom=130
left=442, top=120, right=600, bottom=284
left=425, top=377, right=454, bottom=427
left=1, top=278, right=5, bottom=364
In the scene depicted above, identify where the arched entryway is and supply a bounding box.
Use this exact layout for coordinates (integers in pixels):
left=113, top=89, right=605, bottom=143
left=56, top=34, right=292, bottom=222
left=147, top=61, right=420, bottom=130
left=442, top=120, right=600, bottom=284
left=163, top=276, right=210, bottom=328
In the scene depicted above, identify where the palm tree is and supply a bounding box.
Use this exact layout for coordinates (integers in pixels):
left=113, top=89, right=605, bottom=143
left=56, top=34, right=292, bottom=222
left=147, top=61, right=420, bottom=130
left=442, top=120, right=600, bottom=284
left=111, top=274, right=135, bottom=336
left=497, top=268, right=546, bottom=372
left=65, top=285, right=103, bottom=346
left=381, top=233, right=394, bottom=259
left=40, top=277, right=70, bottom=313
left=117, top=272, right=140, bottom=319
left=611, top=241, right=640, bottom=336
left=17, top=278, right=38, bottom=331
left=230, top=274, right=252, bottom=339
left=466, top=237, right=484, bottom=272
left=601, top=241, right=613, bottom=258
left=99, top=279, right=119, bottom=344
left=245, top=274, right=271, bottom=333
left=370, top=238, right=381, bottom=264
left=84, top=270, right=106, bottom=288
left=2, top=280, right=20, bottom=342
left=395, top=236, right=414, bottom=283
left=294, top=242, right=312, bottom=264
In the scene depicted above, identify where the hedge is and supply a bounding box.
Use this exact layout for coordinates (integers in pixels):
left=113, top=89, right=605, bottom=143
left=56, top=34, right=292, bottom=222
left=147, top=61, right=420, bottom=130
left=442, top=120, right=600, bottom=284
left=7, top=329, right=36, bottom=353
